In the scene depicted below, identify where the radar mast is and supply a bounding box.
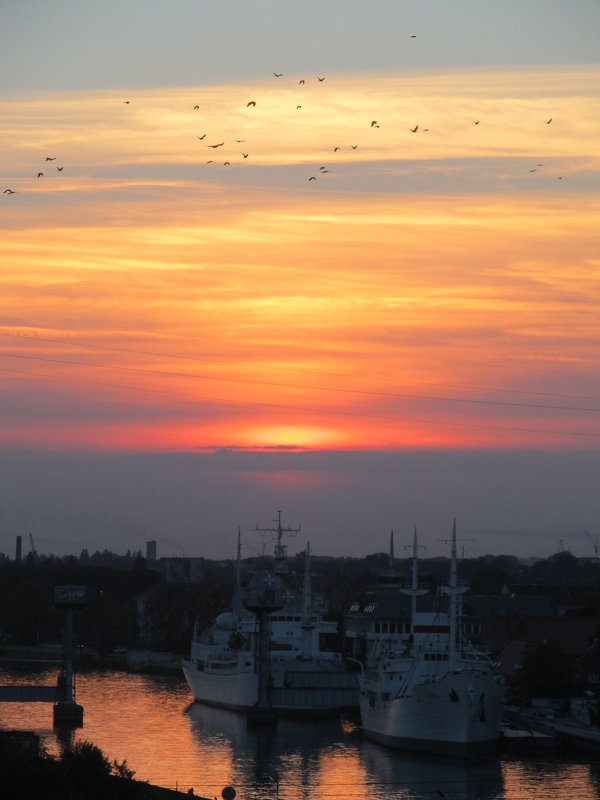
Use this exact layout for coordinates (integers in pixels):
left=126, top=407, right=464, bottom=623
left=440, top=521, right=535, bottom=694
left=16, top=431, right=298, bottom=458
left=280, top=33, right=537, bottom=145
left=256, top=510, right=300, bottom=573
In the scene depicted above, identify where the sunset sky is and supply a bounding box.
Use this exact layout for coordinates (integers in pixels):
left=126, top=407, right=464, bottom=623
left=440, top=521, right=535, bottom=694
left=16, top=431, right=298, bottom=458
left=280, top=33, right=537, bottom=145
left=1, top=1, right=599, bottom=559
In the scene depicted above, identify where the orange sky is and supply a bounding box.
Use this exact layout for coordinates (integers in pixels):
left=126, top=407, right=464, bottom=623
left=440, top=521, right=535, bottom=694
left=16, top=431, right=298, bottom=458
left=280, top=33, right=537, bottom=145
left=1, top=68, right=599, bottom=453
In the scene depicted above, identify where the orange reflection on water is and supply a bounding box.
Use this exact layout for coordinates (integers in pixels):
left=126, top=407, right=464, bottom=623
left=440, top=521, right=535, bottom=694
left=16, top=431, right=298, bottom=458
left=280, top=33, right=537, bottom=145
left=2, top=668, right=600, bottom=799
left=315, top=748, right=370, bottom=800
left=501, top=757, right=600, bottom=800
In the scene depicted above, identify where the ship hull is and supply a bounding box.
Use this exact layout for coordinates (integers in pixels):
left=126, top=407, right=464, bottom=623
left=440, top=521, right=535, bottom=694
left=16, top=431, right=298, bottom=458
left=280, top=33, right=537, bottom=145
left=183, top=658, right=359, bottom=715
left=360, top=670, right=504, bottom=758
left=182, top=658, right=258, bottom=711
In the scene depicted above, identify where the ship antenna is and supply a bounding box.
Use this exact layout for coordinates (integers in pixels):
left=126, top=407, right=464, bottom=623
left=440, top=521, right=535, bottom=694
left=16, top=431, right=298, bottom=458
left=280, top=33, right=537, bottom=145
left=256, top=510, right=300, bottom=574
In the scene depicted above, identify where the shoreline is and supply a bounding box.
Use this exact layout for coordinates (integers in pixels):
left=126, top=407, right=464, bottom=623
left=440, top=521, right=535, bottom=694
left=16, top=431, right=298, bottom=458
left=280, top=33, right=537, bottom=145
left=0, top=646, right=183, bottom=675
left=0, top=729, right=210, bottom=800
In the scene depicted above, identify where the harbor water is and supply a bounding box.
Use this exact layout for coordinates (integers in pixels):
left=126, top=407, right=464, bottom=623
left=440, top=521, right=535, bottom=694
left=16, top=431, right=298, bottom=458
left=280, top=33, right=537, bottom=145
left=1, top=665, right=599, bottom=799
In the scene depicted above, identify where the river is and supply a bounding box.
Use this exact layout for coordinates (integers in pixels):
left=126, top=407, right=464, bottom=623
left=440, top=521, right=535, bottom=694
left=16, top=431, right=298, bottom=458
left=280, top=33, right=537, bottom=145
left=1, top=665, right=599, bottom=799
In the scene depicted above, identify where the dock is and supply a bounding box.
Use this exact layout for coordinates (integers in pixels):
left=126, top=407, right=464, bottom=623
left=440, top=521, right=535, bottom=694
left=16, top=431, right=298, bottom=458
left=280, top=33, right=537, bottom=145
left=504, top=709, right=600, bottom=754
left=542, top=717, right=600, bottom=753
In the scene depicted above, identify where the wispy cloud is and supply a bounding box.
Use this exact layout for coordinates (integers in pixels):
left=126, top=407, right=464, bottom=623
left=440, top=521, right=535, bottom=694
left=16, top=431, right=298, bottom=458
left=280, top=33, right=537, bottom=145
left=1, top=67, right=599, bottom=451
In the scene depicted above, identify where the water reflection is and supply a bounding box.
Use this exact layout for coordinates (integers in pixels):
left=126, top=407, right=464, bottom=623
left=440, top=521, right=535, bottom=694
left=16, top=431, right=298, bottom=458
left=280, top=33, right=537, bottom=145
left=360, top=741, right=504, bottom=799
left=186, top=703, right=506, bottom=800
left=1, top=668, right=598, bottom=799
left=187, top=703, right=351, bottom=798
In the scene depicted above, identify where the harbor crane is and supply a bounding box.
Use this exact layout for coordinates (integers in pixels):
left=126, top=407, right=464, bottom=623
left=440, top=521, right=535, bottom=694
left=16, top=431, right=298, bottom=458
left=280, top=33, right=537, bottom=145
left=29, top=532, right=39, bottom=564
left=586, top=529, right=599, bottom=560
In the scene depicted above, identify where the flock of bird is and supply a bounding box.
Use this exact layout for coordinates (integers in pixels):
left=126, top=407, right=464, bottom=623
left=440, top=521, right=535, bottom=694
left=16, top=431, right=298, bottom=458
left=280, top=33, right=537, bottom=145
left=4, top=154, right=65, bottom=196
left=4, top=47, right=563, bottom=196
left=179, top=68, right=560, bottom=184
left=193, top=72, right=348, bottom=177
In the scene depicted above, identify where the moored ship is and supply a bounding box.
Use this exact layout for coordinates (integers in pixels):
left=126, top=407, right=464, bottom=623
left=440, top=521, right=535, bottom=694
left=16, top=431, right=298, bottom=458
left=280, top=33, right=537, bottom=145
left=182, top=514, right=359, bottom=716
left=359, top=521, right=505, bottom=757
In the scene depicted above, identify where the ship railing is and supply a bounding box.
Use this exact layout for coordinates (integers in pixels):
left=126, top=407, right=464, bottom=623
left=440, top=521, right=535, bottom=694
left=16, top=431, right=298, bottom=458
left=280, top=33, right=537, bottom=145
left=346, top=656, right=364, bottom=678
left=394, top=646, right=427, bottom=698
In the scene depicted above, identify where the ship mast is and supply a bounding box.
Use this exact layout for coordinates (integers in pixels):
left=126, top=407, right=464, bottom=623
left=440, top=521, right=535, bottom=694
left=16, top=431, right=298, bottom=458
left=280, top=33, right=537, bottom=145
left=441, top=518, right=468, bottom=670
left=449, top=519, right=458, bottom=668
left=236, top=526, right=242, bottom=592
left=256, top=510, right=300, bottom=574
left=301, top=542, right=314, bottom=660
left=401, top=527, right=427, bottom=637
left=232, top=527, right=242, bottom=628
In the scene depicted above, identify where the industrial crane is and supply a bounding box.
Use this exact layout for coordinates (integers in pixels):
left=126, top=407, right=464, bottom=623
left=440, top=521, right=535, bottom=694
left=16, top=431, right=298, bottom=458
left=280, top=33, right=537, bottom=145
left=586, top=529, right=599, bottom=560
left=29, top=532, right=39, bottom=564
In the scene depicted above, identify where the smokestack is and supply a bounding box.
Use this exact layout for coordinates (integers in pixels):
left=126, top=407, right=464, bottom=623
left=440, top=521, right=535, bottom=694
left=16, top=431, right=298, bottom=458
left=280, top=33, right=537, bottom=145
left=16, top=535, right=22, bottom=562
left=146, top=540, right=157, bottom=561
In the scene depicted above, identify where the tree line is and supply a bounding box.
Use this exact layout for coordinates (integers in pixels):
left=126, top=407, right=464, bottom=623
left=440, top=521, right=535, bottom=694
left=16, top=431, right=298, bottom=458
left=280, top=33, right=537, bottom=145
left=1, top=548, right=600, bottom=656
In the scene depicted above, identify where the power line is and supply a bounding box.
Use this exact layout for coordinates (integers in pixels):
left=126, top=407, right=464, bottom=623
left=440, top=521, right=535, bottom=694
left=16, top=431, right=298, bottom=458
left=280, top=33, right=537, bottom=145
left=1, top=349, right=598, bottom=415
left=1, top=363, right=598, bottom=442
left=1, top=329, right=599, bottom=403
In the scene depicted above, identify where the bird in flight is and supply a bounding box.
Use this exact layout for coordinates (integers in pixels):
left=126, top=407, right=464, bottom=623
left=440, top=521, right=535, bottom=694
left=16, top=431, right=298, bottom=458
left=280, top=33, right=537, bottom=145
left=194, top=105, right=199, bottom=110
left=242, top=153, right=248, bottom=158
left=317, top=76, right=325, bottom=81
left=223, top=161, right=230, bottom=165
left=308, top=176, right=316, bottom=181
left=299, top=79, right=305, bottom=85
left=207, top=142, right=225, bottom=148
left=3, top=188, right=15, bottom=194
left=37, top=172, right=43, bottom=177
left=297, top=105, right=302, bottom=109
left=333, top=146, right=340, bottom=151
left=473, top=120, right=480, bottom=125
left=247, top=101, right=256, bottom=107
left=410, top=34, right=417, bottom=38
left=273, top=72, right=283, bottom=77
left=235, top=139, right=246, bottom=143
left=123, top=100, right=130, bottom=104
left=198, top=134, right=206, bottom=140
left=371, top=120, right=379, bottom=128
left=351, top=145, right=358, bottom=149
left=545, top=118, right=552, bottom=124
left=410, top=125, right=418, bottom=132
left=57, top=166, right=64, bottom=171
left=45, top=156, right=56, bottom=161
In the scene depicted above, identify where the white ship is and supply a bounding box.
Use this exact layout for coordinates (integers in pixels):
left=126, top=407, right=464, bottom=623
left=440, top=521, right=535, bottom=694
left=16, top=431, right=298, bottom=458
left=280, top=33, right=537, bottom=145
left=359, top=521, right=505, bottom=757
left=182, top=515, right=358, bottom=716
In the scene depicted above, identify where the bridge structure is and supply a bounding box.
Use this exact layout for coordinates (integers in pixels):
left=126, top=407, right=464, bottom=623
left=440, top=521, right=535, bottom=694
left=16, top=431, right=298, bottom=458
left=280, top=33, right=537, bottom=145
left=0, top=584, right=87, bottom=725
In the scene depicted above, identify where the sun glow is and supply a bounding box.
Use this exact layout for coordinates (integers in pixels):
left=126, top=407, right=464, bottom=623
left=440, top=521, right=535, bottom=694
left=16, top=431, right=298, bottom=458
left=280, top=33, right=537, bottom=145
left=246, top=425, right=346, bottom=450
left=1, top=66, right=599, bottom=451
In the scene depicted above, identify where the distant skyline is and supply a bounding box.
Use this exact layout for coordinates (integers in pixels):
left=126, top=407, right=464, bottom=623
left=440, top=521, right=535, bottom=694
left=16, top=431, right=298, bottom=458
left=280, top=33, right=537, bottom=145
left=1, top=2, right=598, bottom=561
left=0, top=449, right=598, bottom=562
